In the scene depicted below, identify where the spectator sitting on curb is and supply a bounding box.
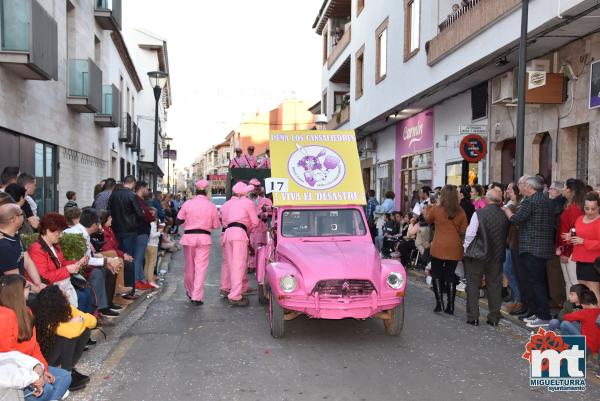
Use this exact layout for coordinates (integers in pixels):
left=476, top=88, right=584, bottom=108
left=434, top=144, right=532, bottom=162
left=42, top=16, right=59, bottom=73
left=562, top=290, right=600, bottom=378
left=548, top=283, right=588, bottom=333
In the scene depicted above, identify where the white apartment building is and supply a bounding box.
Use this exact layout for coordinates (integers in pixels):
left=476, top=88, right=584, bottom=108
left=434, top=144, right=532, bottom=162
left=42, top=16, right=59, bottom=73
left=314, top=0, right=600, bottom=210
left=124, top=28, right=172, bottom=192
left=0, top=0, right=143, bottom=212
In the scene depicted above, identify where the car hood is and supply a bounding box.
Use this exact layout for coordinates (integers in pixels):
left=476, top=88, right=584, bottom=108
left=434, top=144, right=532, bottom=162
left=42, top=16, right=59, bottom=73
left=277, top=241, right=381, bottom=291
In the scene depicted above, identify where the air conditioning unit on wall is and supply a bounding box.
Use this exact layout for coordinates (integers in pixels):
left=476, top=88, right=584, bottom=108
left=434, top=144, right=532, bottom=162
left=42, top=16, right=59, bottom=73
left=491, top=71, right=516, bottom=104
left=363, top=137, right=377, bottom=152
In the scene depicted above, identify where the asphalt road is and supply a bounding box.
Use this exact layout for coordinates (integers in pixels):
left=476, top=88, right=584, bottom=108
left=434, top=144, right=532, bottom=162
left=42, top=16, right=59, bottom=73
left=73, top=232, right=600, bottom=401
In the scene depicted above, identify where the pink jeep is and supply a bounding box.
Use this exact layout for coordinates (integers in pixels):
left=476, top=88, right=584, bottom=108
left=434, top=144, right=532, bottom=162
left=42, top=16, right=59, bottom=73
left=256, top=205, right=406, bottom=338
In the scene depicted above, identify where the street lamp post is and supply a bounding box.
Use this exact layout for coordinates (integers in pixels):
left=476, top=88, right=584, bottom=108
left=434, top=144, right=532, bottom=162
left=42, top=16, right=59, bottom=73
left=163, top=136, right=173, bottom=195
left=515, top=0, right=529, bottom=180
left=147, top=70, right=169, bottom=192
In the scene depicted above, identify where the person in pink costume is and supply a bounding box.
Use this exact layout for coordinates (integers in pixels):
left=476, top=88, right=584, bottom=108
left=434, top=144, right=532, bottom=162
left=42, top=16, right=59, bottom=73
left=222, top=183, right=260, bottom=306
left=177, top=179, right=220, bottom=305
left=248, top=179, right=273, bottom=266
left=257, top=148, right=271, bottom=169
left=219, top=191, right=239, bottom=296
left=229, top=147, right=250, bottom=168
left=245, top=145, right=258, bottom=168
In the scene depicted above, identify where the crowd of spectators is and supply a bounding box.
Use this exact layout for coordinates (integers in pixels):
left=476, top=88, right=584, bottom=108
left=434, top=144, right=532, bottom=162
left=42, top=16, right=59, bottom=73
left=0, top=167, right=181, bottom=400
left=368, top=176, right=600, bottom=376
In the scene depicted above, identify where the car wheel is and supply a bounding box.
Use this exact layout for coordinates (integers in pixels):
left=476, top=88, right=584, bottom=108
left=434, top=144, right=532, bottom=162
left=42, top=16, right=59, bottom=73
left=269, top=287, right=285, bottom=338
left=258, top=283, right=268, bottom=305
left=383, top=302, right=404, bottom=336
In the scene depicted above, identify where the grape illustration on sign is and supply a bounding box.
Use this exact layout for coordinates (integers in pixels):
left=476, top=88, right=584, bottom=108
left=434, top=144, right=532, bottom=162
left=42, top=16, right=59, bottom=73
left=288, top=144, right=345, bottom=189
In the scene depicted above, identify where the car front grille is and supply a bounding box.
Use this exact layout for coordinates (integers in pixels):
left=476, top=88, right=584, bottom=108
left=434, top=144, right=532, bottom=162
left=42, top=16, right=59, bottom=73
left=312, top=279, right=375, bottom=297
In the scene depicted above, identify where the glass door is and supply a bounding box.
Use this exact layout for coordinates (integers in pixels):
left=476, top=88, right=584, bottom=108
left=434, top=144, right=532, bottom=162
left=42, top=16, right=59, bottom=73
left=33, top=142, right=56, bottom=215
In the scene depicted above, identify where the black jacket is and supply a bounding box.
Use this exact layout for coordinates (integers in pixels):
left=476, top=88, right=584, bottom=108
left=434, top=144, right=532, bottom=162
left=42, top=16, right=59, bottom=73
left=466, top=204, right=509, bottom=264
left=107, top=188, right=144, bottom=234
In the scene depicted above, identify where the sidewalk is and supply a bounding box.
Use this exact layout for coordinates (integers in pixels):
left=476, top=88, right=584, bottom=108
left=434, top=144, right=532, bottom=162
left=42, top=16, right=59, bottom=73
left=70, top=250, right=177, bottom=401
left=406, top=267, right=600, bottom=383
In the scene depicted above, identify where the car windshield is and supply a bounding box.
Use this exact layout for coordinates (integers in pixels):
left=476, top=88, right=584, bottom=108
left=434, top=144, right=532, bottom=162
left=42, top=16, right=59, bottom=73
left=281, top=209, right=367, bottom=238
left=211, top=196, right=226, bottom=206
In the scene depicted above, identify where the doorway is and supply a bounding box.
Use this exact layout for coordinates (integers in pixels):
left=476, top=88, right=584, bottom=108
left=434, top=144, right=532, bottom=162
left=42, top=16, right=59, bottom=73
left=501, top=139, right=516, bottom=184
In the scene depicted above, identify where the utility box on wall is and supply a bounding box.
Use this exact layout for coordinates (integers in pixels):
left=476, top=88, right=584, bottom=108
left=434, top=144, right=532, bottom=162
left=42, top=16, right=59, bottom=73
left=525, top=73, right=566, bottom=104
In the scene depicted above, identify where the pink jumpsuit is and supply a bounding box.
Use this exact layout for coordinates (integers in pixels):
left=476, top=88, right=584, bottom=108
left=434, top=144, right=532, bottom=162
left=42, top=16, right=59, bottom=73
left=177, top=195, right=220, bottom=302
left=229, top=157, right=249, bottom=168
left=244, top=155, right=257, bottom=168
left=219, top=197, right=238, bottom=292
left=248, top=196, right=273, bottom=268
left=258, top=156, right=270, bottom=169
left=223, top=197, right=260, bottom=301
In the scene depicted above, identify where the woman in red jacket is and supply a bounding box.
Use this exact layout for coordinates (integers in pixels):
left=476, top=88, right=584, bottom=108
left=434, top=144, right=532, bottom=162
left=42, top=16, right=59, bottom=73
left=28, top=213, right=90, bottom=311
left=569, top=192, right=600, bottom=303
left=99, top=210, right=135, bottom=299
left=556, top=178, right=586, bottom=297
left=0, top=275, right=71, bottom=401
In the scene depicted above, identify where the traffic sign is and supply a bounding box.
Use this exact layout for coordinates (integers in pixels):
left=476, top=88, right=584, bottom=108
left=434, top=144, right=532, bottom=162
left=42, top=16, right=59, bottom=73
left=459, top=134, right=487, bottom=163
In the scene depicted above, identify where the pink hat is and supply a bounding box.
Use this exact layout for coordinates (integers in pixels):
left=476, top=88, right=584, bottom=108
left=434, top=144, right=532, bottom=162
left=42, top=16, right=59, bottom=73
left=232, top=182, right=247, bottom=195
left=249, top=178, right=261, bottom=186
left=195, top=179, right=209, bottom=190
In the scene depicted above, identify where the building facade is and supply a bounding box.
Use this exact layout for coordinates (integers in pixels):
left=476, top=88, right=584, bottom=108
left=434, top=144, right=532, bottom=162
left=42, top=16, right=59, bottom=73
left=124, top=28, right=172, bottom=191
left=313, top=0, right=600, bottom=210
left=0, top=0, right=146, bottom=212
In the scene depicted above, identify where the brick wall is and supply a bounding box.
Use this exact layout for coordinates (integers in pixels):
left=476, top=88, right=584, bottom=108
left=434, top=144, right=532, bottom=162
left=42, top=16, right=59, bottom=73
left=57, top=147, right=109, bottom=211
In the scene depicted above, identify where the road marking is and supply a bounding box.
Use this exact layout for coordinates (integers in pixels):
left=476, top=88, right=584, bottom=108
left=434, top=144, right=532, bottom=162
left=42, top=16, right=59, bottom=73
left=73, top=336, right=138, bottom=400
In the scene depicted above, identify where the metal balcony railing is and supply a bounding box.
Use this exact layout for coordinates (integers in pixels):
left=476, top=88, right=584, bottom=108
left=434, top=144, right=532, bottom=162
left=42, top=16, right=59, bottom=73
left=0, top=0, right=58, bottom=80
left=94, top=0, right=121, bottom=31
left=67, top=58, right=102, bottom=112
left=119, top=113, right=132, bottom=142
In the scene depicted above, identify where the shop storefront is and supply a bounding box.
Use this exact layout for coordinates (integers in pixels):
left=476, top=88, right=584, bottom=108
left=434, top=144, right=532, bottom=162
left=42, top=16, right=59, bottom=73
left=395, top=109, right=434, bottom=212
left=0, top=127, right=57, bottom=215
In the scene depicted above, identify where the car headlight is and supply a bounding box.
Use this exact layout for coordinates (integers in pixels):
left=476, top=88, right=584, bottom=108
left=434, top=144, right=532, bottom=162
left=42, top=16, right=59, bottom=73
left=279, top=275, right=297, bottom=293
left=386, top=272, right=404, bottom=289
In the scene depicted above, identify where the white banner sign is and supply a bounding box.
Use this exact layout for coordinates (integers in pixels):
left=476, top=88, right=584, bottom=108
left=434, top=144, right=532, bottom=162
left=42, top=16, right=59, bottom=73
left=264, top=178, right=289, bottom=194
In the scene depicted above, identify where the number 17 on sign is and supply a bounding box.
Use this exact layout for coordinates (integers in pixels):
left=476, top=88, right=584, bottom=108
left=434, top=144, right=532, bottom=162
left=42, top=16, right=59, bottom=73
left=265, top=178, right=289, bottom=194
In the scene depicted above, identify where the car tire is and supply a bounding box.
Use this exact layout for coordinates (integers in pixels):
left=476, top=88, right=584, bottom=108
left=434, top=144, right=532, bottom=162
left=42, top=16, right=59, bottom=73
left=258, top=283, right=268, bottom=305
left=383, top=302, right=404, bottom=336
left=269, top=287, right=285, bottom=338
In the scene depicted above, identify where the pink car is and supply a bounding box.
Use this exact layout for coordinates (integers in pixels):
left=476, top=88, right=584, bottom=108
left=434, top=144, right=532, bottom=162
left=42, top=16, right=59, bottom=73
left=256, top=205, right=406, bottom=338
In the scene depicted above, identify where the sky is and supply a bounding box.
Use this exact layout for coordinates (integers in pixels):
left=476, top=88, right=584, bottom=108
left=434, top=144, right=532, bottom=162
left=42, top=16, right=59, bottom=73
left=123, top=0, right=323, bottom=169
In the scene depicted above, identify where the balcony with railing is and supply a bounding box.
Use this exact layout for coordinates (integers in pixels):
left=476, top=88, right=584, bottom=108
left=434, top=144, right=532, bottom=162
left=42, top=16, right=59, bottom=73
left=67, top=58, right=102, bottom=113
left=327, top=22, right=351, bottom=69
left=134, top=126, right=141, bottom=153
left=95, top=0, right=121, bottom=31
left=326, top=103, right=350, bottom=130
left=127, top=122, right=137, bottom=148
left=119, top=113, right=132, bottom=143
left=0, top=0, right=58, bottom=80
left=94, top=85, right=120, bottom=127
left=426, top=0, right=520, bottom=65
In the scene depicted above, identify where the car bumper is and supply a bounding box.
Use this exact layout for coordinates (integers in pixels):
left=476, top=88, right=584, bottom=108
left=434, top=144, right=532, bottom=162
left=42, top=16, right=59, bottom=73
left=276, top=292, right=404, bottom=320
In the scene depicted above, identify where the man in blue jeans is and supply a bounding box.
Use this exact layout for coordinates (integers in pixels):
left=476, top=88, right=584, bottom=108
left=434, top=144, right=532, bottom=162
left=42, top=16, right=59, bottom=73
left=108, top=175, right=144, bottom=297
left=504, top=175, right=555, bottom=328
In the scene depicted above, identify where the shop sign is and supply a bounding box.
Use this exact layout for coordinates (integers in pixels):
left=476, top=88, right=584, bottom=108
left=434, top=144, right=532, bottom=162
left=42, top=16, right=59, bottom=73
left=590, top=59, right=600, bottom=109
left=459, top=134, right=487, bottom=163
left=163, top=149, right=177, bottom=160
left=396, top=109, right=434, bottom=156
left=269, top=130, right=365, bottom=206
left=207, top=174, right=227, bottom=181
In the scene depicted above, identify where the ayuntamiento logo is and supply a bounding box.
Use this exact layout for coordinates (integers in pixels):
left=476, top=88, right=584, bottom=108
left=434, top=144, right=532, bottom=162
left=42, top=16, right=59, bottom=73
left=522, top=328, right=586, bottom=392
